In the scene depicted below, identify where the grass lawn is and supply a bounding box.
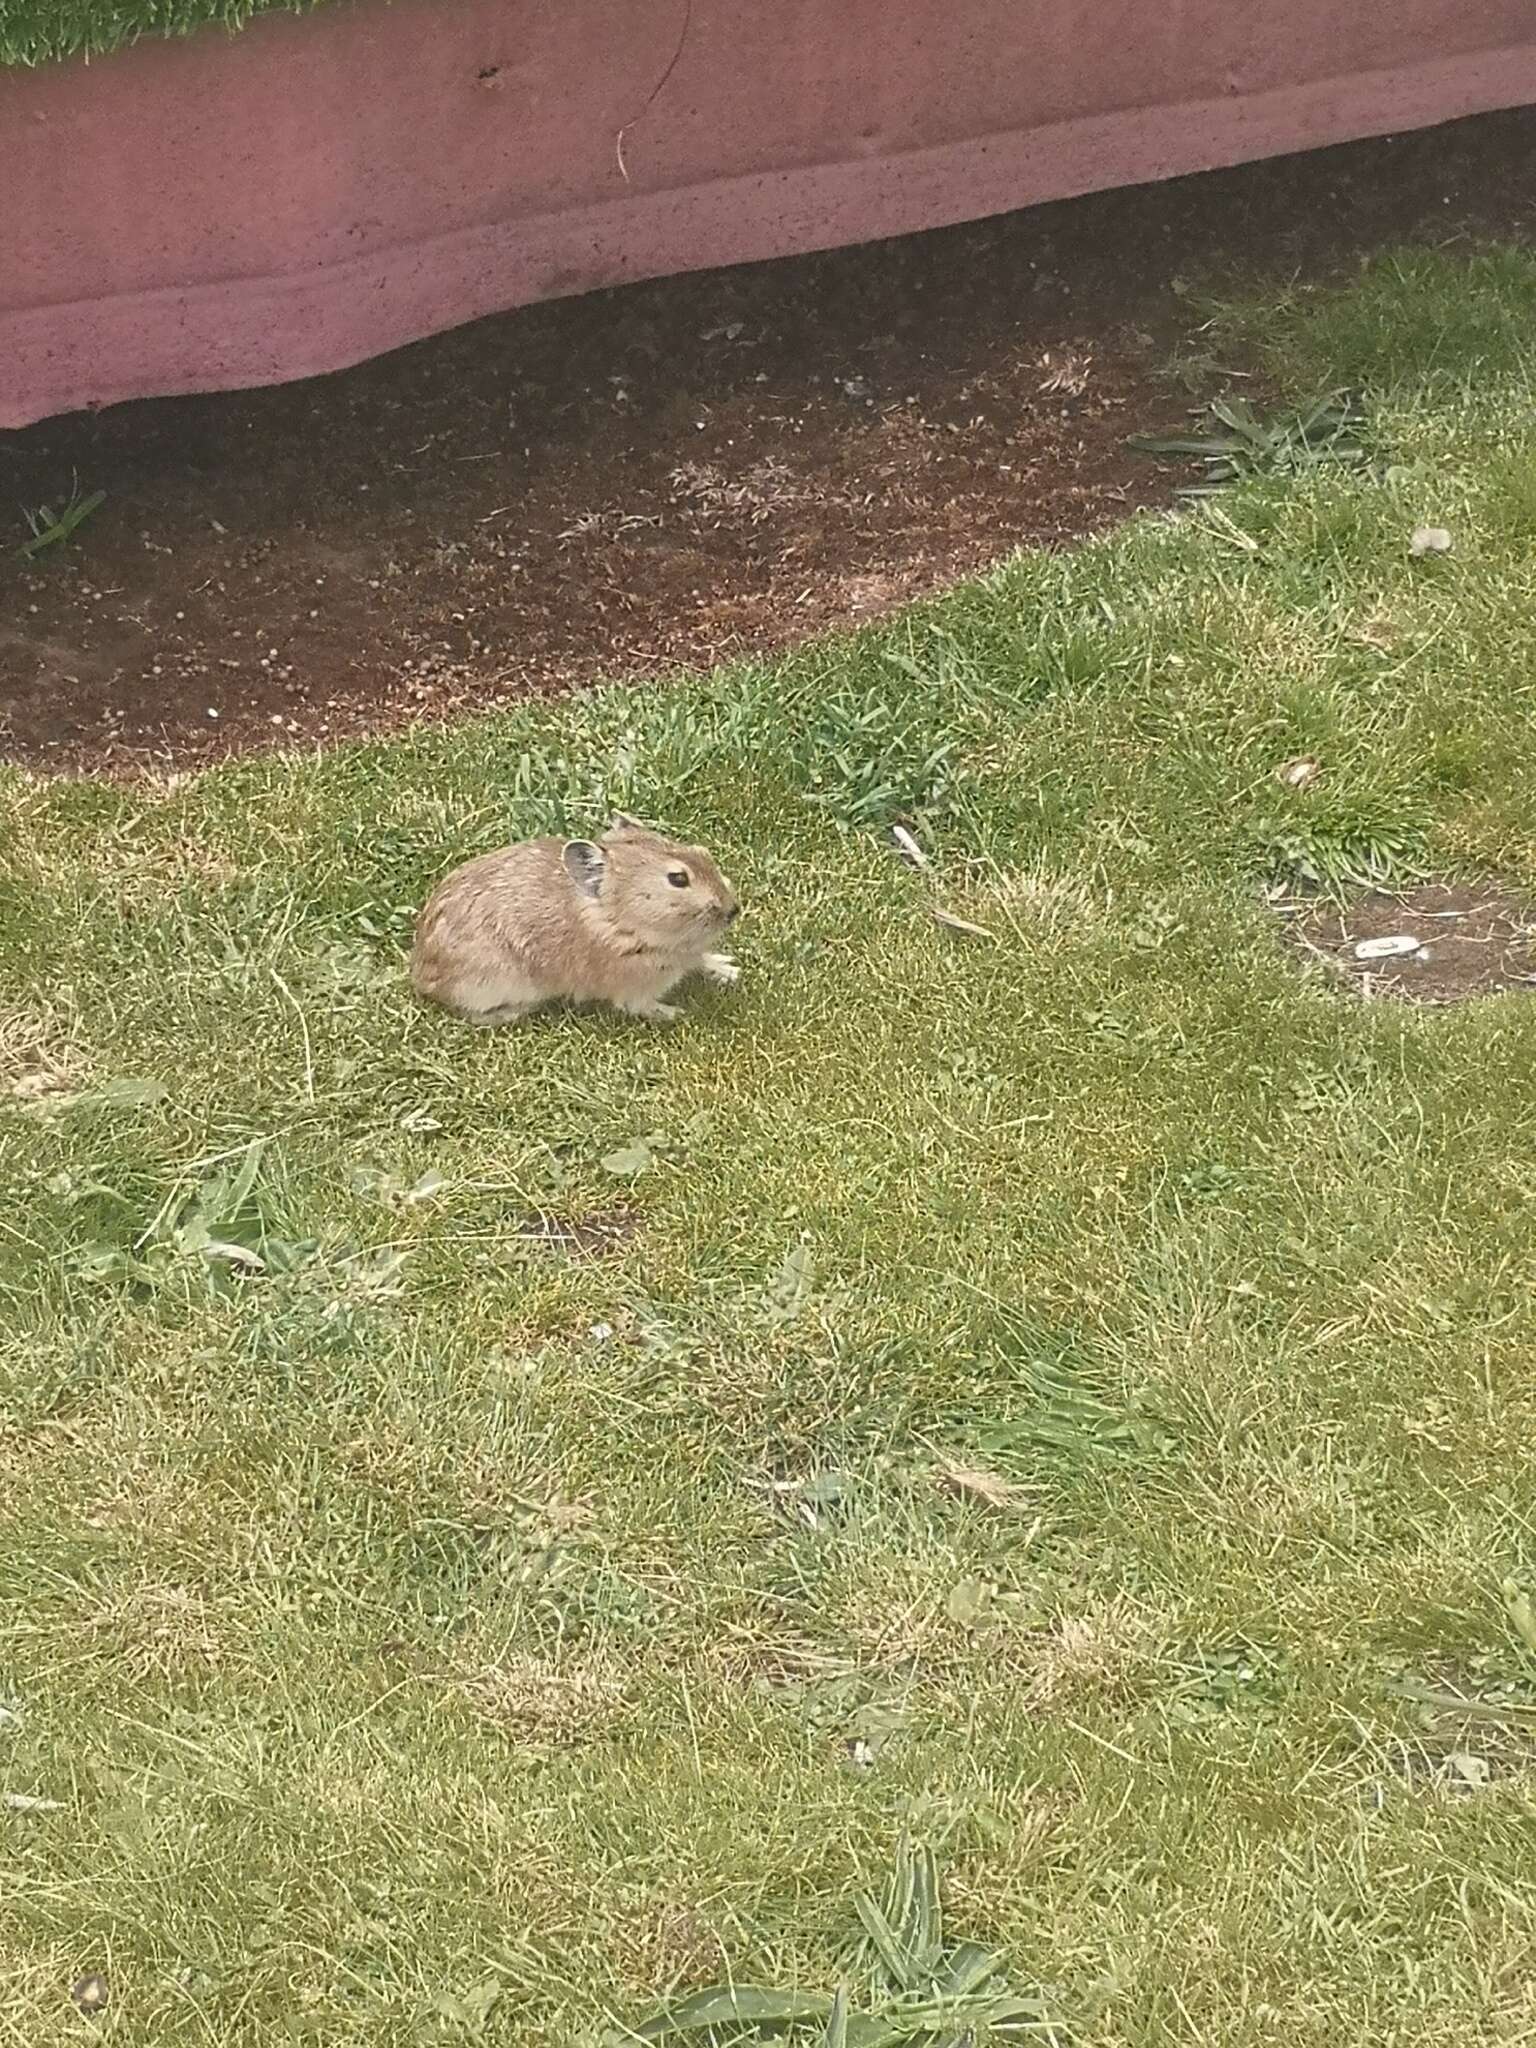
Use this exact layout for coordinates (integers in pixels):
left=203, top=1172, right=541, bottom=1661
left=0, top=0, right=327, bottom=67
left=4, top=246, right=1536, bottom=2044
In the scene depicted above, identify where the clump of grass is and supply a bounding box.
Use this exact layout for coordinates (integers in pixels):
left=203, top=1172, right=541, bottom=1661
left=1257, top=817, right=1428, bottom=892
left=17, top=480, right=105, bottom=559
left=610, top=1842, right=1061, bottom=2044
left=1130, top=390, right=1368, bottom=496
left=1198, top=244, right=1536, bottom=395
left=0, top=0, right=330, bottom=68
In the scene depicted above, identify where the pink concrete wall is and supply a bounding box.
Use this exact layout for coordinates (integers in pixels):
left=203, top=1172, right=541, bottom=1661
left=4, top=0, right=1536, bottom=427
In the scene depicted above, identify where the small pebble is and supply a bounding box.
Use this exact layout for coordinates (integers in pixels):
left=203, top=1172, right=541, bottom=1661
left=71, top=1974, right=108, bottom=2014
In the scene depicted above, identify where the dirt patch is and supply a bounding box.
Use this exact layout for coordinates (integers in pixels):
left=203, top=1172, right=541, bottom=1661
left=512, top=1208, right=639, bottom=1259
left=458, top=1655, right=625, bottom=1747
left=1381, top=1667, right=1536, bottom=1793
left=2, top=108, right=1536, bottom=775
left=0, top=1008, right=79, bottom=1101
left=1286, top=881, right=1536, bottom=1003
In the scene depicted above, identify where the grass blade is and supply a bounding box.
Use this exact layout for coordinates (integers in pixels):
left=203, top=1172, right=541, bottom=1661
left=1125, top=431, right=1247, bottom=456
left=935, top=1941, right=1004, bottom=1998
left=1207, top=396, right=1270, bottom=447
left=853, top=1893, right=922, bottom=1993
left=905, top=1844, right=942, bottom=1965
left=823, top=1986, right=849, bottom=2048
left=223, top=1137, right=267, bottom=1219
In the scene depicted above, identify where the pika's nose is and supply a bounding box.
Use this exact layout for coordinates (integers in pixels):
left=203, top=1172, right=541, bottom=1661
left=726, top=902, right=741, bottom=924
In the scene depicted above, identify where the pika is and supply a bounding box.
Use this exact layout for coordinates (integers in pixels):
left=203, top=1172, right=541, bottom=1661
left=410, top=814, right=740, bottom=1025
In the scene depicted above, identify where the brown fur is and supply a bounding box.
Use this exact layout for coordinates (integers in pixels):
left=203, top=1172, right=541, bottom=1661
left=410, top=816, right=740, bottom=1025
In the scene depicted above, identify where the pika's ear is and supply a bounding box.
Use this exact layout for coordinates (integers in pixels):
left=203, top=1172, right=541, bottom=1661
left=562, top=839, right=607, bottom=898
left=607, top=811, right=643, bottom=835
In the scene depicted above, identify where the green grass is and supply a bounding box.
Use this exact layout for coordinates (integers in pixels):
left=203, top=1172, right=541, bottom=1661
left=0, top=0, right=332, bottom=68
left=6, top=243, right=1536, bottom=2044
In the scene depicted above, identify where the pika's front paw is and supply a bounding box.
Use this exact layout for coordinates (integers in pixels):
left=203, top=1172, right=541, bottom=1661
left=701, top=953, right=740, bottom=987
left=625, top=999, right=682, bottom=1025
left=470, top=1001, right=538, bottom=1026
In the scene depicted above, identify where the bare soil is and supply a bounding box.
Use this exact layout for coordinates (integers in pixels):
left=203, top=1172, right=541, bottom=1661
left=1287, top=882, right=1536, bottom=1003
left=512, top=1210, right=641, bottom=1260
left=3, top=107, right=1536, bottom=776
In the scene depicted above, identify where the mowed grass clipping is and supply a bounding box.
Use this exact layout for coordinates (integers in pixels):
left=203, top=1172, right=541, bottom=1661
left=0, top=0, right=330, bottom=67
left=4, top=245, right=1536, bottom=2044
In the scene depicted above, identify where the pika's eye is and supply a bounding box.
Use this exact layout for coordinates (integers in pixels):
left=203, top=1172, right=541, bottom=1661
left=667, top=868, right=691, bottom=889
